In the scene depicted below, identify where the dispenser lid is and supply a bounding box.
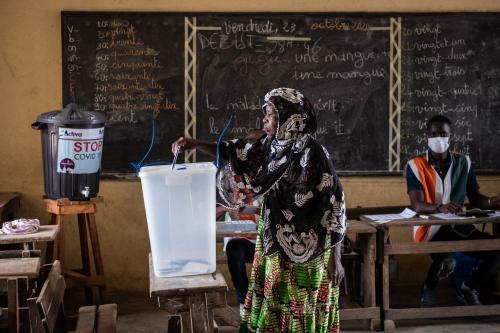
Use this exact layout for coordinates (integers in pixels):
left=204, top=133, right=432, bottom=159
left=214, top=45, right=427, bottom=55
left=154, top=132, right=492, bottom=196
left=37, top=103, right=106, bottom=125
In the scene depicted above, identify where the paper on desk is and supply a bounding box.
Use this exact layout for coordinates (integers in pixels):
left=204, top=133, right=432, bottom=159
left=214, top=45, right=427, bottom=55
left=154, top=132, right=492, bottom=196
left=364, top=208, right=417, bottom=223
left=488, top=211, right=500, bottom=218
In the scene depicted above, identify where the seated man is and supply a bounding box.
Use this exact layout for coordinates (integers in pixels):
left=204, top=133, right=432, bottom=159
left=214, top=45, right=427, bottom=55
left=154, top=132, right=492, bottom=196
left=406, top=114, right=500, bottom=307
left=220, top=205, right=259, bottom=315
left=218, top=128, right=263, bottom=315
left=449, top=252, right=477, bottom=305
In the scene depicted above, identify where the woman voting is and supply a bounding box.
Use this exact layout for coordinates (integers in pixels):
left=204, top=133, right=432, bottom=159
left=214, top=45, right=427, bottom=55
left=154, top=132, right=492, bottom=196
left=172, top=87, right=346, bottom=333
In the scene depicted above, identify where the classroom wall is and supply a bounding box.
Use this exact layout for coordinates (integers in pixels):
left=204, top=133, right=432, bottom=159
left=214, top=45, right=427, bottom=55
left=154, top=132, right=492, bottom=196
left=1, top=0, right=499, bottom=292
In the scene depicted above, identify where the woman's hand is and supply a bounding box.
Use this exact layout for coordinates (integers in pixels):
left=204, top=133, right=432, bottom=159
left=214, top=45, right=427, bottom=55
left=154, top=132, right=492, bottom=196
left=171, top=137, right=218, bottom=157
left=171, top=137, right=196, bottom=155
left=327, top=243, right=344, bottom=286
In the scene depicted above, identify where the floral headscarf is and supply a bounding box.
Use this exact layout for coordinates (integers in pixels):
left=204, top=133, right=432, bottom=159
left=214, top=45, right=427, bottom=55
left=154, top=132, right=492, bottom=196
left=217, top=88, right=346, bottom=263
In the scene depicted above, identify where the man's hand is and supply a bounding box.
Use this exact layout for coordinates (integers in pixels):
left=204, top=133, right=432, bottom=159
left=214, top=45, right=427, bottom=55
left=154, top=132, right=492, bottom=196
left=437, top=202, right=462, bottom=213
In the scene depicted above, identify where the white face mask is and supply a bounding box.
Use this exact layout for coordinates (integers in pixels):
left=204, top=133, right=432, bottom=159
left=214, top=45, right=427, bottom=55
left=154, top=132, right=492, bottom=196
left=428, top=137, right=450, bottom=154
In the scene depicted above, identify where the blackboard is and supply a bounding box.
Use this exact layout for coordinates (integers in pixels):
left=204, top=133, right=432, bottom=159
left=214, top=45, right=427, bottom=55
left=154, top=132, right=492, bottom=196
left=61, top=12, right=500, bottom=176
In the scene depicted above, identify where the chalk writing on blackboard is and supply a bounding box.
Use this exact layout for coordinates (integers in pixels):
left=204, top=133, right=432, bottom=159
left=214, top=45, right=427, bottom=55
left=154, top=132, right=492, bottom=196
left=62, top=12, right=500, bottom=175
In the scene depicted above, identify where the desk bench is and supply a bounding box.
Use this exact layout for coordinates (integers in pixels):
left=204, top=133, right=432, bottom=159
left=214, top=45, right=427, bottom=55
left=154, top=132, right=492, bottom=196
left=361, top=214, right=500, bottom=332
left=0, top=225, right=59, bottom=251
left=0, top=252, right=41, bottom=333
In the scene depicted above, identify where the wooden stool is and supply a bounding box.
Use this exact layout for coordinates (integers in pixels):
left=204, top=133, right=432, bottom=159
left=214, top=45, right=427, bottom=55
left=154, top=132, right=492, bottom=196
left=149, top=254, right=228, bottom=333
left=44, top=197, right=105, bottom=303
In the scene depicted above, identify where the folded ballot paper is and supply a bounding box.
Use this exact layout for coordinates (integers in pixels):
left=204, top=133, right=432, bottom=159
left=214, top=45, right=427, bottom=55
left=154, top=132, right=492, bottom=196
left=364, top=208, right=417, bottom=224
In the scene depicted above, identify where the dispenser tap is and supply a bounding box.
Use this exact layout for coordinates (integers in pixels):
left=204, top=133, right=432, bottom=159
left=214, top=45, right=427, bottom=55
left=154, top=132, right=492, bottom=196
left=81, top=186, right=90, bottom=198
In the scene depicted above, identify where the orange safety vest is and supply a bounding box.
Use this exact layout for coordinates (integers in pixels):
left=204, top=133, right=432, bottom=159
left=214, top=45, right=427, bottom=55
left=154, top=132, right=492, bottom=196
left=406, top=151, right=470, bottom=242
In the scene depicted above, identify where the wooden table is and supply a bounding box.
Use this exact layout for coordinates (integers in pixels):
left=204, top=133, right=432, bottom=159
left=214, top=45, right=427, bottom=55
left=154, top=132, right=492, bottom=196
left=149, top=254, right=228, bottom=333
left=0, top=225, right=59, bottom=250
left=0, top=256, right=41, bottom=333
left=0, top=192, right=21, bottom=222
left=361, top=214, right=500, bottom=332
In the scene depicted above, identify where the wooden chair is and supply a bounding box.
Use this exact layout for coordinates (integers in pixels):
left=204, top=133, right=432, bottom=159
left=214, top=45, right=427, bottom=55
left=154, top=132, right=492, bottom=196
left=27, top=260, right=117, bottom=333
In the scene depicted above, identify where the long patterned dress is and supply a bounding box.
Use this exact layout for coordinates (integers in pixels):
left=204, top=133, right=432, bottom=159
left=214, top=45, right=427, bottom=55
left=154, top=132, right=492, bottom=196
left=216, top=88, right=345, bottom=332
left=240, top=214, right=340, bottom=333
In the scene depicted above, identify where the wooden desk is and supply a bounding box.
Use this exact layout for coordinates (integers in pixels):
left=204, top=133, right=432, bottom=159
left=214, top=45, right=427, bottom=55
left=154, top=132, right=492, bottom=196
left=0, top=192, right=21, bottom=222
left=361, top=214, right=500, bottom=332
left=0, top=256, right=41, bottom=333
left=0, top=258, right=40, bottom=277
left=0, top=225, right=59, bottom=251
left=149, top=254, right=228, bottom=333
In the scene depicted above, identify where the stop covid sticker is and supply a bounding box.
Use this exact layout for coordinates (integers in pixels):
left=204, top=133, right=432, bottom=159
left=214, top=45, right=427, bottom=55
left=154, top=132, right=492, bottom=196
left=57, top=127, right=105, bottom=174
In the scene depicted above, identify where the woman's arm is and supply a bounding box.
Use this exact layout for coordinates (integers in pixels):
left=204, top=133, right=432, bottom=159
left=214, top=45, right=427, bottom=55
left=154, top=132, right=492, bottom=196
left=171, top=137, right=217, bottom=157
left=327, top=241, right=344, bottom=286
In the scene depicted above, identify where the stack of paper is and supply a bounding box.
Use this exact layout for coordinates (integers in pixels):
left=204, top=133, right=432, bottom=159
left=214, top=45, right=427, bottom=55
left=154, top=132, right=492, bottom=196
left=364, top=208, right=417, bottom=224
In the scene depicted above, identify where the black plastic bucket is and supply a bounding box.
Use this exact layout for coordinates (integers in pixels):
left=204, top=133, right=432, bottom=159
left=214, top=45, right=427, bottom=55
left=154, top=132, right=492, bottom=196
left=32, top=104, right=106, bottom=200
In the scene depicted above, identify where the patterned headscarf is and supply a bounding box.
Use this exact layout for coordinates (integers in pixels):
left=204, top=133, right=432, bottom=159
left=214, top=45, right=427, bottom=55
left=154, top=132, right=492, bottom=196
left=217, top=88, right=345, bottom=263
